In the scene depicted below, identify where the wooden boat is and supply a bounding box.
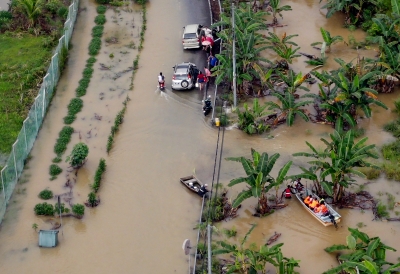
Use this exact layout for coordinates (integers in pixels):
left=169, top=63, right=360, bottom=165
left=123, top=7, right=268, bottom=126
left=180, top=175, right=208, bottom=198
left=294, top=190, right=341, bottom=227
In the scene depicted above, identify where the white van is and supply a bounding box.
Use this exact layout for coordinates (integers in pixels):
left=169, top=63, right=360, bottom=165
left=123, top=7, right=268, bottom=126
left=182, top=24, right=201, bottom=49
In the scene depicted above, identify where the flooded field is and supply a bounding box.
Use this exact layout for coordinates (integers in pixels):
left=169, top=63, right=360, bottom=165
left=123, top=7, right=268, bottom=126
left=0, top=0, right=400, bottom=273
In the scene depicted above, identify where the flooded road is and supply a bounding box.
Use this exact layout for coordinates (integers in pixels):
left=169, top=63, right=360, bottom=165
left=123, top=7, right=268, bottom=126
left=0, top=0, right=400, bottom=273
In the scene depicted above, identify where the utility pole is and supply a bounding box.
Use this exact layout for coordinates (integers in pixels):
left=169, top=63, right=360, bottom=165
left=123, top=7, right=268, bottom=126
left=231, top=2, right=237, bottom=109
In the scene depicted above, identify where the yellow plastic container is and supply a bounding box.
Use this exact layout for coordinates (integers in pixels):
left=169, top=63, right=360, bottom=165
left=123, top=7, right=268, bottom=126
left=215, top=118, right=220, bottom=127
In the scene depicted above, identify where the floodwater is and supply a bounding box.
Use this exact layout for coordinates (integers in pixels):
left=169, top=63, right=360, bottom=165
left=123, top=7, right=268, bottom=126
left=0, top=0, right=400, bottom=273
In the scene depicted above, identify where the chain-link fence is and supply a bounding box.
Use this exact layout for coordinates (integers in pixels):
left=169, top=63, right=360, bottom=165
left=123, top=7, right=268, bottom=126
left=0, top=0, right=80, bottom=224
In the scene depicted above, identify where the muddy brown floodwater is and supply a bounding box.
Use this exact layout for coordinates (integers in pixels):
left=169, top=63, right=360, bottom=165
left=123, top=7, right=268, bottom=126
left=1, top=0, right=400, bottom=273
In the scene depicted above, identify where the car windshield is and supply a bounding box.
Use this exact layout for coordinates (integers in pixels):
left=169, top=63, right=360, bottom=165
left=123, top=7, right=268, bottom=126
left=184, top=33, right=197, bottom=39
left=174, top=74, right=189, bottom=80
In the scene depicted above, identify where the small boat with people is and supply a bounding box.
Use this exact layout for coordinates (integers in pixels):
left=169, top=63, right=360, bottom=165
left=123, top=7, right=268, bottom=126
left=180, top=175, right=209, bottom=198
left=291, top=182, right=341, bottom=227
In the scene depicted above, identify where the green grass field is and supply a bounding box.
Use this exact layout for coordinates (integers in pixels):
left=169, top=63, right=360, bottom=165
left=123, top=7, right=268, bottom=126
left=0, top=34, right=52, bottom=154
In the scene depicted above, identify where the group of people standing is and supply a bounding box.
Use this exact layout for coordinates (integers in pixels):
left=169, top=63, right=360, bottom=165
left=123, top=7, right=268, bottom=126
left=196, top=26, right=219, bottom=92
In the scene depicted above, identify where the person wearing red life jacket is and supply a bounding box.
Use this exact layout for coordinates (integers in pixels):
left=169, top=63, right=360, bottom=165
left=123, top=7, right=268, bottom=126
left=281, top=185, right=292, bottom=199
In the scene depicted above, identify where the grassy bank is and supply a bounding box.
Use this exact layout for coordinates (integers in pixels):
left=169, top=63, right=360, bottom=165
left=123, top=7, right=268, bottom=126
left=0, top=34, right=52, bottom=154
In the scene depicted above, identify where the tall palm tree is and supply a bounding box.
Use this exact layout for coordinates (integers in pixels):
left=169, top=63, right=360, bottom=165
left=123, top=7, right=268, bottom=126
left=16, top=0, right=43, bottom=27
left=226, top=149, right=292, bottom=215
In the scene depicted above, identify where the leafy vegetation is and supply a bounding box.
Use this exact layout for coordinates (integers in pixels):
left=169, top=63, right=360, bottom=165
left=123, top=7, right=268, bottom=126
left=66, top=142, right=89, bottom=168
left=106, top=97, right=129, bottom=153
left=294, top=130, right=379, bottom=202
left=91, top=158, right=106, bottom=192
left=34, top=202, right=54, bottom=216
left=236, top=98, right=270, bottom=134
left=54, top=126, right=74, bottom=156
left=49, top=164, right=62, bottom=178
left=64, top=98, right=83, bottom=124
left=214, top=224, right=300, bottom=273
left=72, top=204, right=85, bottom=217
left=323, top=227, right=400, bottom=273
left=226, top=148, right=292, bottom=215
left=38, top=189, right=53, bottom=200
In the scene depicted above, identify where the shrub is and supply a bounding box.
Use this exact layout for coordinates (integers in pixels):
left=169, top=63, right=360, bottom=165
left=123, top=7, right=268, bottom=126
left=358, top=167, right=381, bottom=180
left=376, top=203, right=389, bottom=218
left=106, top=97, right=129, bottom=153
left=34, top=202, right=55, bottom=216
left=67, top=98, right=83, bottom=115
left=89, top=37, right=102, bottom=55
left=94, top=15, right=106, bottom=25
left=54, top=126, right=74, bottom=156
left=57, top=6, right=68, bottom=18
left=54, top=202, right=69, bottom=215
left=72, top=204, right=85, bottom=217
left=39, top=189, right=53, bottom=200
left=63, top=114, right=76, bottom=124
left=92, top=158, right=106, bottom=192
left=45, top=0, right=60, bottom=14
left=76, top=85, right=87, bottom=97
left=96, top=5, right=107, bottom=14
left=82, top=67, right=94, bottom=78
left=78, top=78, right=90, bottom=89
left=382, top=140, right=400, bottom=161
left=52, top=156, right=62, bottom=163
left=95, top=0, right=110, bottom=4
left=67, top=142, right=89, bottom=168
left=381, top=161, right=400, bottom=181
left=49, top=164, right=62, bottom=176
left=134, top=0, right=147, bottom=4
left=87, top=56, right=97, bottom=65
left=87, top=192, right=99, bottom=207
left=92, top=25, right=104, bottom=38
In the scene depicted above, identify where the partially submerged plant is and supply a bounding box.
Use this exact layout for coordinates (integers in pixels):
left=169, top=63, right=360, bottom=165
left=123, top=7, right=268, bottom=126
left=66, top=142, right=89, bottom=168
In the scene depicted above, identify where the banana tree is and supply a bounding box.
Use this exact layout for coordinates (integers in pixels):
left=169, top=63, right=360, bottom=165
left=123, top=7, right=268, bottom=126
left=323, top=227, right=400, bottom=274
left=368, top=14, right=400, bottom=52
left=268, top=0, right=292, bottom=25
left=378, top=44, right=400, bottom=79
left=275, top=69, right=310, bottom=94
left=311, top=27, right=345, bottom=52
left=320, top=102, right=356, bottom=132
left=214, top=224, right=300, bottom=274
left=293, top=130, right=379, bottom=202
left=266, top=92, right=313, bottom=126
left=226, top=149, right=292, bottom=215
left=266, top=32, right=300, bottom=64
left=326, top=71, right=388, bottom=119
left=236, top=98, right=269, bottom=134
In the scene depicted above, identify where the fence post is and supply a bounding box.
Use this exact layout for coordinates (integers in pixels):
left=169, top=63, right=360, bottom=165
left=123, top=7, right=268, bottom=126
left=34, top=99, right=39, bottom=131
left=43, top=89, right=46, bottom=118
left=12, top=141, right=18, bottom=182
left=1, top=167, right=6, bottom=201
left=23, top=118, right=28, bottom=152
left=51, top=54, right=56, bottom=85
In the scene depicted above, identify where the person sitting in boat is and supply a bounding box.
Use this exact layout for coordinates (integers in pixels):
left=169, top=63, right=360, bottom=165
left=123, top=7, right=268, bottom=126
left=309, top=198, right=319, bottom=210
left=314, top=200, right=329, bottom=216
left=198, top=184, right=209, bottom=196
left=281, top=185, right=292, bottom=199
left=304, top=195, right=312, bottom=206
